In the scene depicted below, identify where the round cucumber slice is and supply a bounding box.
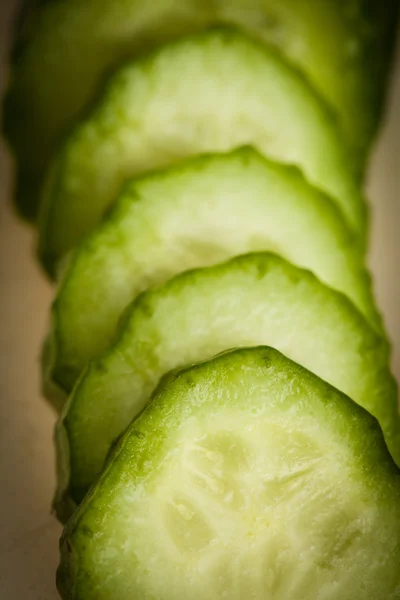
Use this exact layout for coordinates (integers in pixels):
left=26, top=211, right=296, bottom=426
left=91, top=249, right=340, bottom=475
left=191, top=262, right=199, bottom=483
left=4, top=0, right=396, bottom=220
left=38, top=29, right=367, bottom=276
left=55, top=253, right=399, bottom=519
left=57, top=347, right=400, bottom=600
left=45, top=148, right=381, bottom=405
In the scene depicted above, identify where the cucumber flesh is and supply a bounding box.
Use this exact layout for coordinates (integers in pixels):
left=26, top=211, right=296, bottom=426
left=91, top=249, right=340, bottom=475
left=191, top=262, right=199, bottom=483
left=38, top=29, right=367, bottom=275
left=4, top=0, right=395, bottom=219
left=57, top=347, right=400, bottom=600
left=55, top=253, right=399, bottom=519
left=46, top=148, right=381, bottom=402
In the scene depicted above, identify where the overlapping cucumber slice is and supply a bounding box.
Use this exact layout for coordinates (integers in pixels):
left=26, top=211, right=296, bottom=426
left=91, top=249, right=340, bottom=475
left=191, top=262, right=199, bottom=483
left=44, top=148, right=381, bottom=404
left=38, top=29, right=367, bottom=276
left=55, top=253, right=399, bottom=519
left=57, top=347, right=400, bottom=600
left=4, top=0, right=396, bottom=220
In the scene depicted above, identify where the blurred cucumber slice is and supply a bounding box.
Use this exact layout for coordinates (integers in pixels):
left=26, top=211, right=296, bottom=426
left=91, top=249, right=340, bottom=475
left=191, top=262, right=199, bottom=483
left=44, top=148, right=380, bottom=404
left=4, top=0, right=397, bottom=219
left=57, top=347, right=400, bottom=600
left=38, top=29, right=367, bottom=275
left=55, top=253, right=399, bottom=518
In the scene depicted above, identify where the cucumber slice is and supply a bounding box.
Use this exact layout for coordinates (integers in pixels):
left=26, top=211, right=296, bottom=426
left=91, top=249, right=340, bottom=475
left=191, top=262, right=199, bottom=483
left=4, top=0, right=395, bottom=220
left=57, top=347, right=400, bottom=600
left=45, top=148, right=380, bottom=403
left=55, top=253, right=399, bottom=519
left=38, top=29, right=367, bottom=276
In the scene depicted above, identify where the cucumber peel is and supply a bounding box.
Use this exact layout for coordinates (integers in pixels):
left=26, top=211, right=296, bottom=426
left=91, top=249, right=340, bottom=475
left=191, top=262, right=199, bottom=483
left=45, top=148, right=381, bottom=403
left=38, top=29, right=367, bottom=275
left=57, top=346, right=400, bottom=600
left=54, top=252, right=399, bottom=519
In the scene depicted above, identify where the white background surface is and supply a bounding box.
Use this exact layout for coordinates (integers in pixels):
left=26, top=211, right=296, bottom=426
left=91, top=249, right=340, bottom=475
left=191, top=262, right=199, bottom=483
left=0, top=2, right=399, bottom=598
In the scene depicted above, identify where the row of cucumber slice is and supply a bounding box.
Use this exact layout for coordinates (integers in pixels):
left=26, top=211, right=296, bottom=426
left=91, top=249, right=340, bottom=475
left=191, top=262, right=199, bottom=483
left=3, top=2, right=400, bottom=599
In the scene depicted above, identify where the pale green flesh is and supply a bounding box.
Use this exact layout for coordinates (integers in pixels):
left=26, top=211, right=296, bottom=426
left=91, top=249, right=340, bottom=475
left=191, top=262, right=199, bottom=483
left=57, top=253, right=399, bottom=514
left=5, top=0, right=396, bottom=219
left=47, top=148, right=380, bottom=400
left=58, top=348, right=400, bottom=600
left=38, top=29, right=366, bottom=275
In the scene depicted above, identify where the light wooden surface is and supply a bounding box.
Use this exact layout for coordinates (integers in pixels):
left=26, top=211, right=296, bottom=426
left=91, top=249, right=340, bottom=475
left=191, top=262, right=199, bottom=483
left=0, top=2, right=399, bottom=598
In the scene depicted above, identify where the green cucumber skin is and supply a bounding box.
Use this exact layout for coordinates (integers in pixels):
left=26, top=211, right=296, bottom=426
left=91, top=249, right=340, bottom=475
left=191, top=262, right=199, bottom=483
left=38, top=29, right=367, bottom=276
left=4, top=0, right=396, bottom=220
left=45, top=148, right=381, bottom=404
left=58, top=347, right=400, bottom=600
left=55, top=252, right=399, bottom=519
